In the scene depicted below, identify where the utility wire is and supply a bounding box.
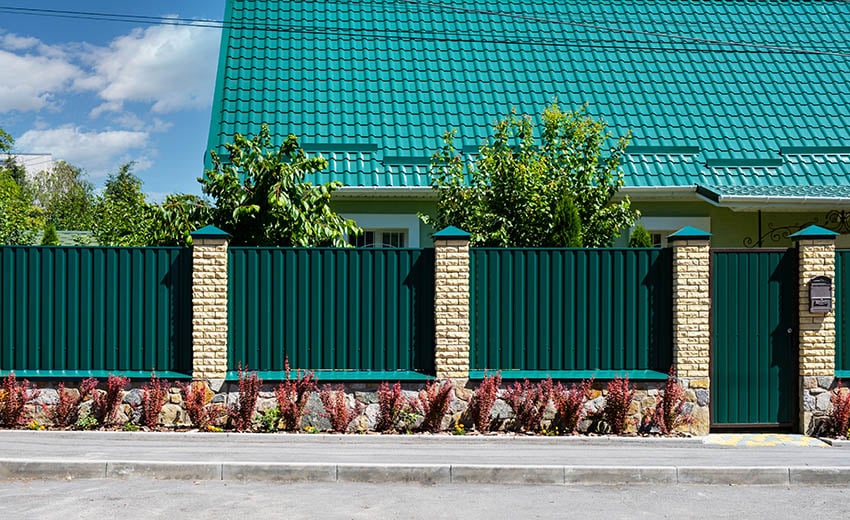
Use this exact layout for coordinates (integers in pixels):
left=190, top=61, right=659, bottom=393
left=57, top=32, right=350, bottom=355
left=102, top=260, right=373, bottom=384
left=0, top=3, right=848, bottom=57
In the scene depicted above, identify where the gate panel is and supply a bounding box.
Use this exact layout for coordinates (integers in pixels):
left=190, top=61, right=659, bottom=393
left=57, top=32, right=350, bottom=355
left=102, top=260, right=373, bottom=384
left=712, top=249, right=797, bottom=427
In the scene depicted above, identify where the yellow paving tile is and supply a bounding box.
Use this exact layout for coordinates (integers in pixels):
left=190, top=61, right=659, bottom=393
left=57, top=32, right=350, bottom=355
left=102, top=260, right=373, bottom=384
left=704, top=434, right=828, bottom=447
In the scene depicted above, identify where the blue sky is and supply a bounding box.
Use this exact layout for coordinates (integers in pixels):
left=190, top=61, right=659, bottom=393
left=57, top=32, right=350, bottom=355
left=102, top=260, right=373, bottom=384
left=0, top=1, right=225, bottom=200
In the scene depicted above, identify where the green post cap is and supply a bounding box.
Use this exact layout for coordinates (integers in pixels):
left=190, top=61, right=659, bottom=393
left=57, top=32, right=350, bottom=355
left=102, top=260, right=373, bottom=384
left=191, top=225, right=230, bottom=239
left=433, top=226, right=470, bottom=240
left=667, top=226, right=712, bottom=241
left=790, top=225, right=839, bottom=240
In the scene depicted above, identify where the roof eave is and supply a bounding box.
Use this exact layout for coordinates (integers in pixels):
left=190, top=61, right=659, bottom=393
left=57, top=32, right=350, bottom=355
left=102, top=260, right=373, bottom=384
left=335, top=186, right=437, bottom=200
left=712, top=195, right=850, bottom=212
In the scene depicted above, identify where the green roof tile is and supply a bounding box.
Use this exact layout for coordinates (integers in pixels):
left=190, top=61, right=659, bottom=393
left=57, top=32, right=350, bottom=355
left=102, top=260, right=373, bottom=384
left=208, top=1, right=850, bottom=191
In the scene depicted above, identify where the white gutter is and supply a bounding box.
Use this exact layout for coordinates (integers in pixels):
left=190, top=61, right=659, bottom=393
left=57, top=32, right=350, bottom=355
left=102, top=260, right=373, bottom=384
left=335, top=186, right=436, bottom=199
left=619, top=185, right=700, bottom=201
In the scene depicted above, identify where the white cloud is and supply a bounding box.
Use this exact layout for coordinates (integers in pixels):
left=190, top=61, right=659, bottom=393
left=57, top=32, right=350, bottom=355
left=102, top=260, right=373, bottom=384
left=88, top=23, right=220, bottom=113
left=0, top=48, right=84, bottom=112
left=89, top=101, right=123, bottom=118
left=16, top=125, right=149, bottom=178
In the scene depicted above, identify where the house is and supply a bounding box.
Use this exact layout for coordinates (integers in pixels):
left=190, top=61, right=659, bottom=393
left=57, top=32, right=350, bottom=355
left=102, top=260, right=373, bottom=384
left=206, top=1, right=850, bottom=248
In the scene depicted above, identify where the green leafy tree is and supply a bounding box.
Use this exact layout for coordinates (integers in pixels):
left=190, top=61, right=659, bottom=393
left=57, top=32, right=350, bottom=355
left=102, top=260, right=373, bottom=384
left=202, top=124, right=360, bottom=246
left=147, top=194, right=212, bottom=246
left=31, top=161, right=95, bottom=230
left=628, top=224, right=653, bottom=248
left=422, top=103, right=638, bottom=247
left=553, top=193, right=583, bottom=247
left=0, top=128, right=28, bottom=189
left=0, top=170, right=42, bottom=245
left=91, top=163, right=153, bottom=246
left=41, top=221, right=59, bottom=246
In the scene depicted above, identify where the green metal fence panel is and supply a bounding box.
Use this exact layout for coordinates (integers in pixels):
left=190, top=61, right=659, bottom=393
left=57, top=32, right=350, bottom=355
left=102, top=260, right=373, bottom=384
left=228, top=248, right=435, bottom=372
left=836, top=250, right=850, bottom=372
left=470, top=248, right=672, bottom=372
left=0, top=247, right=192, bottom=375
left=711, top=249, right=797, bottom=427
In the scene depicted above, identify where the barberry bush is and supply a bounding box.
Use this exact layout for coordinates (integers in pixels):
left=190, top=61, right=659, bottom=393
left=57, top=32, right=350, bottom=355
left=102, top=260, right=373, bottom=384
left=653, top=367, right=694, bottom=435
left=141, top=373, right=170, bottom=429
left=0, top=373, right=39, bottom=426
left=229, top=364, right=261, bottom=432
left=468, top=372, right=502, bottom=433
left=376, top=381, right=409, bottom=432
left=179, top=380, right=216, bottom=429
left=48, top=382, right=81, bottom=428
left=826, top=380, right=850, bottom=438
left=418, top=379, right=454, bottom=433
left=319, top=384, right=362, bottom=433
left=274, top=359, right=317, bottom=431
left=603, top=376, right=636, bottom=435
left=552, top=378, right=593, bottom=434
left=91, top=375, right=129, bottom=425
left=503, top=378, right=553, bottom=433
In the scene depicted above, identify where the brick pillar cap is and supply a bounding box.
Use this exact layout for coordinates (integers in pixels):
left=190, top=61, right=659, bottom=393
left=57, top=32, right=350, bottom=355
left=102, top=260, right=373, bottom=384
left=433, top=226, right=470, bottom=240
left=790, top=225, right=838, bottom=240
left=191, top=225, right=230, bottom=239
left=668, top=226, right=711, bottom=242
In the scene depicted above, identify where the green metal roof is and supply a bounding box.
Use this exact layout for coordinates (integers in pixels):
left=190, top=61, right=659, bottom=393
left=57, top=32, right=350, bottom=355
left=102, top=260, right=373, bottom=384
left=208, top=1, right=850, bottom=192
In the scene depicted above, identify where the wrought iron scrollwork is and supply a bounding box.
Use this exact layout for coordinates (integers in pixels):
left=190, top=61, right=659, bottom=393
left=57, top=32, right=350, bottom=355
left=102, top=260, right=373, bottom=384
left=743, top=210, right=850, bottom=247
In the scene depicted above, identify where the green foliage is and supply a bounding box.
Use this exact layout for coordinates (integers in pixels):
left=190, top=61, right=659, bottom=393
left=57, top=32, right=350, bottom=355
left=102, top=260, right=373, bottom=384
left=629, top=224, right=653, bottom=248
left=41, top=221, right=59, bottom=246
left=0, top=128, right=12, bottom=154
left=0, top=169, right=42, bottom=245
left=91, top=163, right=153, bottom=246
left=423, top=103, right=638, bottom=247
left=553, top=193, right=583, bottom=247
left=147, top=194, right=212, bottom=246
left=31, top=161, right=95, bottom=231
left=203, top=124, right=361, bottom=246
left=259, top=407, right=282, bottom=433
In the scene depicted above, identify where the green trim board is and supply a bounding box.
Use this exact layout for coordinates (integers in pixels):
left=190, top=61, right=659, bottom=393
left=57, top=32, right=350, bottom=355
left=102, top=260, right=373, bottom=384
left=0, top=370, right=191, bottom=380
left=225, top=370, right=433, bottom=382
left=469, top=370, right=669, bottom=380
left=835, top=371, right=850, bottom=379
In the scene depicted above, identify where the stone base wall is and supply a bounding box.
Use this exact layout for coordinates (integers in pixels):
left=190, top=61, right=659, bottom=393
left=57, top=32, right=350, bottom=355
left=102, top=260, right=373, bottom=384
left=24, top=379, right=709, bottom=436
left=802, top=376, right=840, bottom=435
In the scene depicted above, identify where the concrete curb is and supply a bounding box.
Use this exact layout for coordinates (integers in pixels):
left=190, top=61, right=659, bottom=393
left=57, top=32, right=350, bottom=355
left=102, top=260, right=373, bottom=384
left=1, top=459, right=849, bottom=486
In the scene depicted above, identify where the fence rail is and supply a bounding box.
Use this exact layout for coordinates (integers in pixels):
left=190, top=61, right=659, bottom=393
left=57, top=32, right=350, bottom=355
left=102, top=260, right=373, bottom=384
left=228, top=247, right=435, bottom=373
left=0, top=246, right=192, bottom=375
left=470, top=248, right=673, bottom=373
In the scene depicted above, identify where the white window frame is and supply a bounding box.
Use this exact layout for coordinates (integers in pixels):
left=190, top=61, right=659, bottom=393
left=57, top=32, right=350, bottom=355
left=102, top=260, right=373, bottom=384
left=342, top=213, right=421, bottom=248
left=633, top=217, right=711, bottom=247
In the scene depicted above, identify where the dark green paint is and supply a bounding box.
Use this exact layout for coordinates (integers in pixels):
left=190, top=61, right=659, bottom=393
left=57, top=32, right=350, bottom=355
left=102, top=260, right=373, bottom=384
left=836, top=250, right=850, bottom=372
left=468, top=369, right=668, bottom=380
left=712, top=250, right=797, bottom=427
left=0, top=247, right=192, bottom=375
left=224, top=369, right=433, bottom=382
left=228, top=248, right=435, bottom=372
left=470, top=248, right=672, bottom=373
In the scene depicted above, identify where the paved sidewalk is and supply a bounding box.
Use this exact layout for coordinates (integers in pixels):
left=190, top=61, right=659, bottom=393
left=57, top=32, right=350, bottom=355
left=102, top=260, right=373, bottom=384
left=1, top=430, right=848, bottom=486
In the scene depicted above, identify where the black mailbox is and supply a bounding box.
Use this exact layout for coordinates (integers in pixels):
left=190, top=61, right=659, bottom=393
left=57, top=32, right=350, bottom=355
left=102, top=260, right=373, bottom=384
left=809, top=276, right=832, bottom=313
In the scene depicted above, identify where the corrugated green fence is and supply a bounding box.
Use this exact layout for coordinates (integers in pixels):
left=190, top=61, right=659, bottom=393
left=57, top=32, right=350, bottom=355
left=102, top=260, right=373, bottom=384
left=836, top=250, right=850, bottom=372
left=0, top=247, right=192, bottom=376
left=228, top=248, right=435, bottom=374
left=470, top=248, right=672, bottom=375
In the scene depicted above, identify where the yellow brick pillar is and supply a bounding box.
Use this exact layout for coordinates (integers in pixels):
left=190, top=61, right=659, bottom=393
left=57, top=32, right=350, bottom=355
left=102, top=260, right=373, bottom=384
left=668, top=226, right=712, bottom=435
left=433, top=226, right=471, bottom=382
left=190, top=225, right=230, bottom=383
left=791, top=225, right=838, bottom=433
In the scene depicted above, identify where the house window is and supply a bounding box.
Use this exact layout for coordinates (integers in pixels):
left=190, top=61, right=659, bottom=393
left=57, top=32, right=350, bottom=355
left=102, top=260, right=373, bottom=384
left=342, top=214, right=420, bottom=248
left=348, top=230, right=408, bottom=248
left=636, top=217, right=711, bottom=248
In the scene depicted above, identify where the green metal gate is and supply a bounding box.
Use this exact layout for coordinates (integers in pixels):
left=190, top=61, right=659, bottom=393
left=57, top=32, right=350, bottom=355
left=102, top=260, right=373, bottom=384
left=711, top=249, right=797, bottom=428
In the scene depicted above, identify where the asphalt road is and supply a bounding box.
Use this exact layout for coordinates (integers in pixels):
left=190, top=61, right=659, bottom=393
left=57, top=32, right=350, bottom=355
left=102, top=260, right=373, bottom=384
left=1, top=480, right=848, bottom=519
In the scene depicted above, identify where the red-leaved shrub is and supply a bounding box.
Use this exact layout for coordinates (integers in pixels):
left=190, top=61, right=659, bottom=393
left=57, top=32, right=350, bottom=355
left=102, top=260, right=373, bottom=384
left=141, top=373, right=170, bottom=429
left=0, top=373, right=39, bottom=426
left=376, top=381, right=409, bottom=432
left=603, top=376, right=636, bottom=435
left=91, top=374, right=129, bottom=425
left=320, top=384, right=362, bottom=433
left=79, top=377, right=98, bottom=401
left=826, top=380, right=850, bottom=438
left=48, top=382, right=81, bottom=428
left=654, top=367, right=695, bottom=435
left=179, top=380, right=215, bottom=429
left=503, top=378, right=553, bottom=432
left=229, top=364, right=261, bottom=432
left=274, top=359, right=317, bottom=431
left=552, top=378, right=593, bottom=434
left=418, top=379, right=454, bottom=433
left=468, top=373, right=502, bottom=433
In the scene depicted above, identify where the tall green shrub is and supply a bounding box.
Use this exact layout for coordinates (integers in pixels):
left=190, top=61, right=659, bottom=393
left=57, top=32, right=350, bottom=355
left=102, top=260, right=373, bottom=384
left=629, top=224, right=652, bottom=248
left=553, top=193, right=582, bottom=247
left=41, top=221, right=59, bottom=245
